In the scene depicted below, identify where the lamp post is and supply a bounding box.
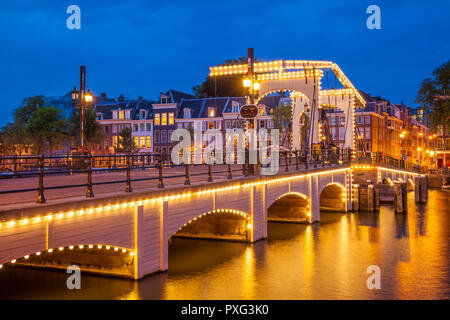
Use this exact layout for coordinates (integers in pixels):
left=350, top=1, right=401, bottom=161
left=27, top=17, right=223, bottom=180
left=417, top=147, right=421, bottom=166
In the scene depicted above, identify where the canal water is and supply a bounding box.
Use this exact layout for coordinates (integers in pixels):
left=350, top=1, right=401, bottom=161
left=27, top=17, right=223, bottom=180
left=0, top=190, right=448, bottom=299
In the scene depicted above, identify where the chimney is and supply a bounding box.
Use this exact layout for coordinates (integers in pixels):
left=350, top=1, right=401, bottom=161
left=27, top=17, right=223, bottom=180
left=118, top=94, right=124, bottom=102
left=100, top=93, right=107, bottom=101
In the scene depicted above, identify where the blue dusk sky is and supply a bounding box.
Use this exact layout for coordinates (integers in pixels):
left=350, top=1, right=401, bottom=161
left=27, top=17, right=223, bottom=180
left=0, top=0, right=449, bottom=126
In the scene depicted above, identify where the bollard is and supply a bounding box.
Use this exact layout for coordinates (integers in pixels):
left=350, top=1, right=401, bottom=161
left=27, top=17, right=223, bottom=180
left=86, top=153, right=94, bottom=197
left=125, top=154, right=132, bottom=192
left=394, top=183, right=407, bottom=213
left=207, top=164, right=213, bottom=182
left=414, top=176, right=428, bottom=203
left=36, top=155, right=46, bottom=204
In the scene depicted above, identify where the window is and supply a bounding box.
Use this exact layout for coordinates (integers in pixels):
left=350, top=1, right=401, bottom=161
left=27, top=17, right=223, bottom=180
left=208, top=108, right=216, bottom=117
left=154, top=130, right=160, bottom=143
left=140, top=123, right=145, bottom=132
left=112, top=125, right=117, bottom=134
left=161, top=130, right=167, bottom=143
left=168, top=112, right=174, bottom=125
left=183, top=108, right=191, bottom=119
left=339, top=127, right=345, bottom=140
left=356, top=116, right=363, bottom=124
left=146, top=123, right=151, bottom=131
left=119, top=110, right=124, bottom=119
left=365, top=127, right=371, bottom=139
left=330, top=117, right=336, bottom=125
left=225, top=121, right=231, bottom=129
left=231, top=101, right=240, bottom=113
left=154, top=113, right=160, bottom=125
left=365, top=116, right=371, bottom=124
left=104, top=126, right=109, bottom=135
left=177, top=123, right=183, bottom=129
left=134, top=136, right=139, bottom=147
left=260, top=120, right=265, bottom=128
left=340, top=116, right=345, bottom=125
left=112, top=111, right=118, bottom=120
left=208, top=121, right=214, bottom=129
left=268, top=120, right=274, bottom=129
left=146, top=136, right=151, bottom=149
left=168, top=130, right=174, bottom=143
left=133, top=124, right=138, bottom=132
left=140, top=110, right=146, bottom=119
left=202, top=122, right=206, bottom=131
left=113, top=136, right=118, bottom=146
left=161, top=113, right=167, bottom=126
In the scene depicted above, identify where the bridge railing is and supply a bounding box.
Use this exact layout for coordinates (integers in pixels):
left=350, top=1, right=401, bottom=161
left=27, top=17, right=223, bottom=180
left=0, top=148, right=350, bottom=205
left=354, top=152, right=427, bottom=173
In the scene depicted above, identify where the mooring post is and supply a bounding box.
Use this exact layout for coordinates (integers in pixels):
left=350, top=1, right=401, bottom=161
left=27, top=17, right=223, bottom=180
left=184, top=163, right=190, bottom=185
left=125, top=154, right=132, bottom=192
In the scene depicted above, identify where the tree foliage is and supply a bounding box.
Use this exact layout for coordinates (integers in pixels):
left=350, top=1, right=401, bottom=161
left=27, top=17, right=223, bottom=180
left=115, top=127, right=138, bottom=154
left=192, top=57, right=260, bottom=98
left=69, top=108, right=103, bottom=148
left=25, top=107, right=68, bottom=155
left=415, top=60, right=450, bottom=130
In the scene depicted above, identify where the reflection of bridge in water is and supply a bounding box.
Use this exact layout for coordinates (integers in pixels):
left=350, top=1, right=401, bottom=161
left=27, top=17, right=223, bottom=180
left=0, top=155, right=421, bottom=279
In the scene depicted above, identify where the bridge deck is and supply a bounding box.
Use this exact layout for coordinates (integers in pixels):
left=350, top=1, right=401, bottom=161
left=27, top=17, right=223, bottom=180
left=0, top=162, right=327, bottom=215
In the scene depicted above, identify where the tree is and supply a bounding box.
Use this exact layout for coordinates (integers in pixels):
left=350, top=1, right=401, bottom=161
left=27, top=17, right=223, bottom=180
left=69, top=108, right=103, bottom=149
left=415, top=60, right=450, bottom=130
left=115, top=127, right=138, bottom=154
left=0, top=122, right=31, bottom=155
left=192, top=57, right=260, bottom=98
left=14, top=95, right=45, bottom=126
left=25, top=107, right=68, bottom=155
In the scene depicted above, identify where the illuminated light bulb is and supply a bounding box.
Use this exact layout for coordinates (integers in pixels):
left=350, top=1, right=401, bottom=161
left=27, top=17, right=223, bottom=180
left=11, top=259, right=16, bottom=264
left=79, top=245, right=84, bottom=249
left=69, top=246, right=74, bottom=250
left=89, top=245, right=93, bottom=249
left=36, top=252, right=41, bottom=256
left=114, top=248, right=119, bottom=252
left=8, top=221, right=15, bottom=227
left=48, top=249, right=53, bottom=253
left=122, top=249, right=126, bottom=253
left=106, top=246, right=110, bottom=250
left=97, top=245, right=102, bottom=249
left=24, top=255, right=29, bottom=259
left=47, top=215, right=53, bottom=220
left=59, top=247, right=64, bottom=251
left=247, top=224, right=252, bottom=229
left=78, top=210, right=84, bottom=215
left=58, top=213, right=64, bottom=219
left=68, top=211, right=74, bottom=217
left=22, top=219, right=29, bottom=225
left=130, top=252, right=135, bottom=257
left=0, top=265, right=2, bottom=269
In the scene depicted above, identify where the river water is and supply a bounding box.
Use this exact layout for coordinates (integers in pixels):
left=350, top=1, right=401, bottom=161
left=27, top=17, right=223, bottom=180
left=0, top=190, right=448, bottom=300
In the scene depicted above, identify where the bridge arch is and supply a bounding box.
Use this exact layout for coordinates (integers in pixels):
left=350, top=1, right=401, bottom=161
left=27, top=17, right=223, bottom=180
left=0, top=243, right=136, bottom=278
left=268, top=192, right=311, bottom=223
left=171, top=209, right=252, bottom=242
left=320, top=182, right=346, bottom=212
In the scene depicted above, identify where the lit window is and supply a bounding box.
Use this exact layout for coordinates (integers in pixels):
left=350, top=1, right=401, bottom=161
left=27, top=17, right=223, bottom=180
left=146, top=136, right=151, bottom=148
left=134, top=136, right=139, bottom=147
left=209, top=108, right=215, bottom=117
left=133, top=124, right=138, bottom=132
left=113, top=136, right=118, bottom=146
left=162, top=113, right=167, bottom=126
left=169, top=112, right=174, bottom=125
left=140, top=123, right=145, bottom=131
left=155, top=113, right=160, bottom=125
left=119, top=110, right=124, bottom=119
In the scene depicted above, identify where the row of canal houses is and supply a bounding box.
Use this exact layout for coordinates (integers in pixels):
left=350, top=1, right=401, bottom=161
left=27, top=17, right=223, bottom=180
left=94, top=90, right=281, bottom=155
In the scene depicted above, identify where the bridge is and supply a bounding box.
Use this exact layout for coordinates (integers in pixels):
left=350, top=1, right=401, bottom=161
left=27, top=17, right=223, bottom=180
left=0, top=155, right=421, bottom=279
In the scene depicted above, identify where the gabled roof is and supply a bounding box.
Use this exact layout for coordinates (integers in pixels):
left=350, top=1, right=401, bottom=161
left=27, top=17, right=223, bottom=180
left=165, top=89, right=196, bottom=103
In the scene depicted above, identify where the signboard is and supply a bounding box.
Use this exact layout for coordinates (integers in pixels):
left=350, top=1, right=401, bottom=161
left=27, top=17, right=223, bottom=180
left=240, top=104, right=258, bottom=119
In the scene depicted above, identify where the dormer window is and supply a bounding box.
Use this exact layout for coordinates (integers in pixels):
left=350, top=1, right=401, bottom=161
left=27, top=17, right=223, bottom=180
left=96, top=112, right=103, bottom=120
left=183, top=108, right=191, bottom=119
left=208, top=108, right=216, bottom=117
left=118, top=110, right=124, bottom=119
left=140, top=110, right=146, bottom=119
left=231, top=101, right=240, bottom=113
left=160, top=94, right=169, bottom=104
